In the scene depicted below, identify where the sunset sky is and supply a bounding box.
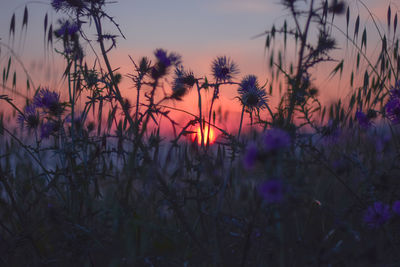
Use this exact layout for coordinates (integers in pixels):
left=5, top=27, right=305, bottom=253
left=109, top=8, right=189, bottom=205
left=0, top=0, right=396, bottom=135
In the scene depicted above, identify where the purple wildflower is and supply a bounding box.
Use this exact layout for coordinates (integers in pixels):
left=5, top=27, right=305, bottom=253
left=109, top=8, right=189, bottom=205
left=238, top=75, right=268, bottom=113
left=51, top=0, right=86, bottom=12
left=17, top=105, right=40, bottom=129
left=152, top=49, right=181, bottom=79
left=393, top=201, right=400, bottom=215
left=385, top=82, right=400, bottom=124
left=40, top=121, right=56, bottom=139
left=56, top=20, right=80, bottom=37
left=34, top=88, right=62, bottom=115
left=211, top=56, right=239, bottom=83
left=258, top=179, right=284, bottom=203
left=262, top=128, right=291, bottom=152
left=243, top=142, right=258, bottom=170
left=363, top=202, right=391, bottom=229
left=355, top=110, right=371, bottom=129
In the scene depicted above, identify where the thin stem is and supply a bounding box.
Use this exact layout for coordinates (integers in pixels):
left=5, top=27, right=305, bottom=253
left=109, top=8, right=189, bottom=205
left=237, top=105, right=245, bottom=140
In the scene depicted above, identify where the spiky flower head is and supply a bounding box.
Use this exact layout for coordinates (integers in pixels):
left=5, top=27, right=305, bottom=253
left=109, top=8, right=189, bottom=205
left=17, top=104, right=40, bottom=130
left=258, top=179, right=284, bottom=203
left=385, top=82, right=400, bottom=124
left=363, top=202, right=391, bottom=229
left=238, top=75, right=268, bottom=113
left=55, top=19, right=80, bottom=38
left=152, top=49, right=181, bottom=79
left=34, top=88, right=63, bottom=116
left=211, top=56, right=239, bottom=83
left=171, top=66, right=195, bottom=101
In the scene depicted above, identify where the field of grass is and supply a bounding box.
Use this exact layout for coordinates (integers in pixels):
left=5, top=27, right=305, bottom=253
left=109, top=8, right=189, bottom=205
left=0, top=0, right=400, bottom=266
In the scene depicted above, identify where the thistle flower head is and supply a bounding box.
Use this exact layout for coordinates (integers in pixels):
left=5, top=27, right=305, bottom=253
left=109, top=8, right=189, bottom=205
left=238, top=75, right=268, bottom=112
left=55, top=19, right=80, bottom=38
left=258, top=179, right=284, bottom=203
left=51, top=0, right=86, bottom=12
left=385, top=83, right=400, bottom=124
left=363, top=202, right=391, bottom=229
left=152, top=49, right=181, bottom=79
left=171, top=66, right=195, bottom=100
left=211, top=56, right=239, bottom=83
left=34, top=88, right=63, bottom=116
left=262, top=128, right=291, bottom=152
left=17, top=104, right=40, bottom=130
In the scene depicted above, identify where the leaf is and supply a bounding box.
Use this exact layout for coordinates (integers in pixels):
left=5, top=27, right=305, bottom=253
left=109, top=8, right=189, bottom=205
left=356, top=52, right=360, bottom=70
left=12, top=71, right=16, bottom=89
left=363, top=70, right=369, bottom=90
left=361, top=28, right=367, bottom=51
left=47, top=24, right=53, bottom=47
left=9, top=13, right=15, bottom=38
left=350, top=71, right=354, bottom=87
left=283, top=20, right=287, bottom=49
left=6, top=57, right=11, bottom=81
left=394, top=14, right=398, bottom=35
left=354, top=15, right=360, bottom=40
left=44, top=13, right=48, bottom=40
left=26, top=79, right=30, bottom=91
left=22, top=6, right=28, bottom=31
left=388, top=5, right=391, bottom=30
left=346, top=6, right=350, bottom=38
left=329, top=60, right=344, bottom=78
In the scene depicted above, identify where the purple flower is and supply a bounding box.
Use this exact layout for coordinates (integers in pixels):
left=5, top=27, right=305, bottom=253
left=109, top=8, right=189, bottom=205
left=34, top=88, right=62, bottom=115
left=385, top=83, right=400, bottom=124
left=363, top=202, right=391, bottom=229
left=243, top=142, right=258, bottom=170
left=55, top=20, right=80, bottom=38
left=393, top=201, right=400, bottom=215
left=152, top=49, right=181, bottom=79
left=262, top=128, right=291, bottom=152
left=211, top=56, right=239, bottom=82
left=238, top=75, right=268, bottom=112
left=51, top=0, right=86, bottom=12
left=355, top=110, right=371, bottom=129
left=40, top=122, right=56, bottom=139
left=17, top=105, right=40, bottom=129
left=258, top=179, right=284, bottom=203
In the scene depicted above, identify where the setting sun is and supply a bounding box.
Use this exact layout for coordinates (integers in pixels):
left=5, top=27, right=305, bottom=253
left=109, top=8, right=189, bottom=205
left=192, top=125, right=217, bottom=145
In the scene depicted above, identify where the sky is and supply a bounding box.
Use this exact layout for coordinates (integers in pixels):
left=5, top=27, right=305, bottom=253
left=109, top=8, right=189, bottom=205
left=0, top=0, right=397, bottom=135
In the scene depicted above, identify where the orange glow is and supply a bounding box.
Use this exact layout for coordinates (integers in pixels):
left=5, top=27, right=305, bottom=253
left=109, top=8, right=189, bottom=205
left=192, top=125, right=217, bottom=145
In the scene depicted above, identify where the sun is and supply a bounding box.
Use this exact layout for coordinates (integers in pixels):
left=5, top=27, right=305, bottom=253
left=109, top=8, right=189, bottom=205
left=192, top=125, right=217, bottom=145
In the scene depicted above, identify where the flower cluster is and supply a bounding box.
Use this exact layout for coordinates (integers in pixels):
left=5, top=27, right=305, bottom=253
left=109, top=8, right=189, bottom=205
left=385, top=81, right=400, bottom=124
left=238, top=75, right=268, bottom=113
left=211, top=56, right=239, bottom=83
